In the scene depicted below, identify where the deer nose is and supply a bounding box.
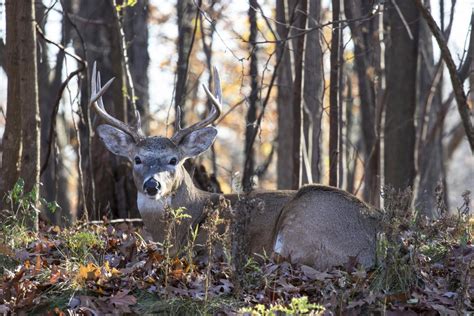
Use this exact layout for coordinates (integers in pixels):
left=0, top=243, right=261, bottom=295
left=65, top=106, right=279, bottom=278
left=143, top=178, right=161, bottom=196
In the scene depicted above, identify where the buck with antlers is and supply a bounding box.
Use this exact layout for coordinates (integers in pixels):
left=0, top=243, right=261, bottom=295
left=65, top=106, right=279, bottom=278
left=89, top=62, right=379, bottom=270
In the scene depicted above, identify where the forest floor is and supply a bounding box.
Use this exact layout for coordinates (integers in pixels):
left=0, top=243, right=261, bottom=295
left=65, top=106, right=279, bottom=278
left=0, top=185, right=473, bottom=315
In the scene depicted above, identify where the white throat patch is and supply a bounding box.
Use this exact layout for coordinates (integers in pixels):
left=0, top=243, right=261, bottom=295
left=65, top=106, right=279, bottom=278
left=137, top=192, right=171, bottom=214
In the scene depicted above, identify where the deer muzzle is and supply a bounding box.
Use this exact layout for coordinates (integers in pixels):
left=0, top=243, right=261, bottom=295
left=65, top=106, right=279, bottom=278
left=143, top=177, right=161, bottom=197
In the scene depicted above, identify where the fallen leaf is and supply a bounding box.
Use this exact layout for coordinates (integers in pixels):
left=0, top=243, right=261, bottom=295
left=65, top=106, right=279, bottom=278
left=108, top=289, right=137, bottom=313
left=301, top=265, right=332, bottom=281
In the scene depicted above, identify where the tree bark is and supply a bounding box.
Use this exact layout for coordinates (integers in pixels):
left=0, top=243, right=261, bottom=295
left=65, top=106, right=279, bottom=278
left=243, top=0, right=259, bottom=192
left=302, top=0, right=323, bottom=184
left=125, top=0, right=150, bottom=132
left=199, top=0, right=217, bottom=176
left=174, top=0, right=196, bottom=129
left=344, top=0, right=380, bottom=204
left=73, top=0, right=131, bottom=220
left=329, top=0, right=340, bottom=187
left=415, top=1, right=445, bottom=217
left=345, top=76, right=357, bottom=193
left=36, top=2, right=71, bottom=224
left=290, top=0, right=307, bottom=189
left=18, top=0, right=40, bottom=229
left=384, top=1, right=419, bottom=193
left=0, top=0, right=22, bottom=204
left=276, top=0, right=294, bottom=189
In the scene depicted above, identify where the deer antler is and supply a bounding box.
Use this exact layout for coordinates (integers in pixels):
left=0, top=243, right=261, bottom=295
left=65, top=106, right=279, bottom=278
left=89, top=61, right=144, bottom=143
left=171, top=66, right=222, bottom=144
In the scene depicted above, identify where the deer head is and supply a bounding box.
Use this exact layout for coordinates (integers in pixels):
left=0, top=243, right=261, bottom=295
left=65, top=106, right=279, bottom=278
left=89, top=62, right=222, bottom=200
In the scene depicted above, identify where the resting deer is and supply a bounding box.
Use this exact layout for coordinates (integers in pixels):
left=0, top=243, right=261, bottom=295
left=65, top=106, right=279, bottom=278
left=89, top=63, right=379, bottom=270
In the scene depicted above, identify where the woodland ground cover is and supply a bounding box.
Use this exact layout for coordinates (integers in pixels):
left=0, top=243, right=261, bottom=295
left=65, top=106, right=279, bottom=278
left=0, top=182, right=472, bottom=315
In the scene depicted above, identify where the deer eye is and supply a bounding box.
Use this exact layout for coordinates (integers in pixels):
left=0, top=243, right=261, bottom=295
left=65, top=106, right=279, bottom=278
left=169, top=157, right=177, bottom=165
left=134, top=156, right=142, bottom=165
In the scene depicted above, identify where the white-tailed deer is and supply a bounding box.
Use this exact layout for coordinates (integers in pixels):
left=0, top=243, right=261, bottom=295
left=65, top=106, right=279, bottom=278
left=89, top=62, right=379, bottom=270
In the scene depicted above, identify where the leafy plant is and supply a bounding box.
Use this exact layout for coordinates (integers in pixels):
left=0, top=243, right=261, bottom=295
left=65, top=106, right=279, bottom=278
left=1, top=178, right=60, bottom=237
left=240, top=296, right=325, bottom=315
left=114, top=0, right=137, bottom=12
left=65, top=230, right=104, bottom=264
left=0, top=179, right=40, bottom=247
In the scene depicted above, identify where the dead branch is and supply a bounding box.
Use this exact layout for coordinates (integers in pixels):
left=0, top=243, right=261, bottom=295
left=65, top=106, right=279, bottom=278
left=415, top=0, right=474, bottom=153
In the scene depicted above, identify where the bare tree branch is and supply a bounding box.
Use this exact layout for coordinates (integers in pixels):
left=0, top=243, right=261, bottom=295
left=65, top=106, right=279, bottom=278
left=248, top=11, right=379, bottom=45
left=0, top=38, right=5, bottom=70
left=457, top=12, right=474, bottom=81
left=112, top=0, right=138, bottom=117
left=415, top=0, right=474, bottom=153
left=392, top=0, right=414, bottom=40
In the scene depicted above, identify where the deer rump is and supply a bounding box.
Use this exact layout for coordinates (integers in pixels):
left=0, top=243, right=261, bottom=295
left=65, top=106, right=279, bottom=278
left=89, top=62, right=379, bottom=270
left=217, top=185, right=378, bottom=270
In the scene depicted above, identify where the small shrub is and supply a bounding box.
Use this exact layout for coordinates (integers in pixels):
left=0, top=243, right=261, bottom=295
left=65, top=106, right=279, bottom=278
left=0, top=179, right=39, bottom=248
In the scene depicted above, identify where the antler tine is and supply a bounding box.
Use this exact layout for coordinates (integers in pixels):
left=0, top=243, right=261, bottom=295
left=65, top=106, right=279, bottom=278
left=89, top=61, right=144, bottom=142
left=171, top=67, right=222, bottom=144
left=211, top=66, right=222, bottom=104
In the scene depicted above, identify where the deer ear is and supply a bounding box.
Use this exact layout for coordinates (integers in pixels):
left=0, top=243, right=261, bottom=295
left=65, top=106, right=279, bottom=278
left=178, top=126, right=217, bottom=158
left=96, top=124, right=135, bottom=158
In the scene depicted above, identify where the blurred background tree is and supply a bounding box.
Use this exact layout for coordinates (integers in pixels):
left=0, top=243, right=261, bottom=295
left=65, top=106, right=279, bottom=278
left=0, top=0, right=472, bottom=223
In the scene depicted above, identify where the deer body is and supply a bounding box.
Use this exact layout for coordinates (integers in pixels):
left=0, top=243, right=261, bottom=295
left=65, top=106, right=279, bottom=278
left=89, top=63, right=379, bottom=270
left=135, top=164, right=377, bottom=269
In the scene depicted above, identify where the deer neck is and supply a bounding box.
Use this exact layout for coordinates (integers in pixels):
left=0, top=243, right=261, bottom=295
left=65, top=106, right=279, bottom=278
left=169, top=165, right=213, bottom=213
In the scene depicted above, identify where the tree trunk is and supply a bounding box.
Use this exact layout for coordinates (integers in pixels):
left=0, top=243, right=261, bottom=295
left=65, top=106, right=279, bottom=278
left=125, top=0, right=150, bottom=133
left=344, top=0, right=380, bottom=204
left=291, top=0, right=307, bottom=189
left=415, top=0, right=446, bottom=217
left=72, top=0, right=130, bottom=220
left=18, top=0, right=40, bottom=229
left=199, top=0, right=217, bottom=176
left=276, top=0, right=294, bottom=189
left=243, top=0, right=259, bottom=192
left=345, top=76, right=357, bottom=193
left=174, top=0, right=196, bottom=129
left=302, top=0, right=323, bottom=184
left=384, top=1, right=419, bottom=194
left=36, top=2, right=71, bottom=224
left=0, top=0, right=22, bottom=204
left=329, top=0, right=340, bottom=187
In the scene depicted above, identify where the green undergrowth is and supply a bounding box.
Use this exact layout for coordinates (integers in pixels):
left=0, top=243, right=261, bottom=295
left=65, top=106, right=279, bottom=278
left=133, top=291, right=243, bottom=315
